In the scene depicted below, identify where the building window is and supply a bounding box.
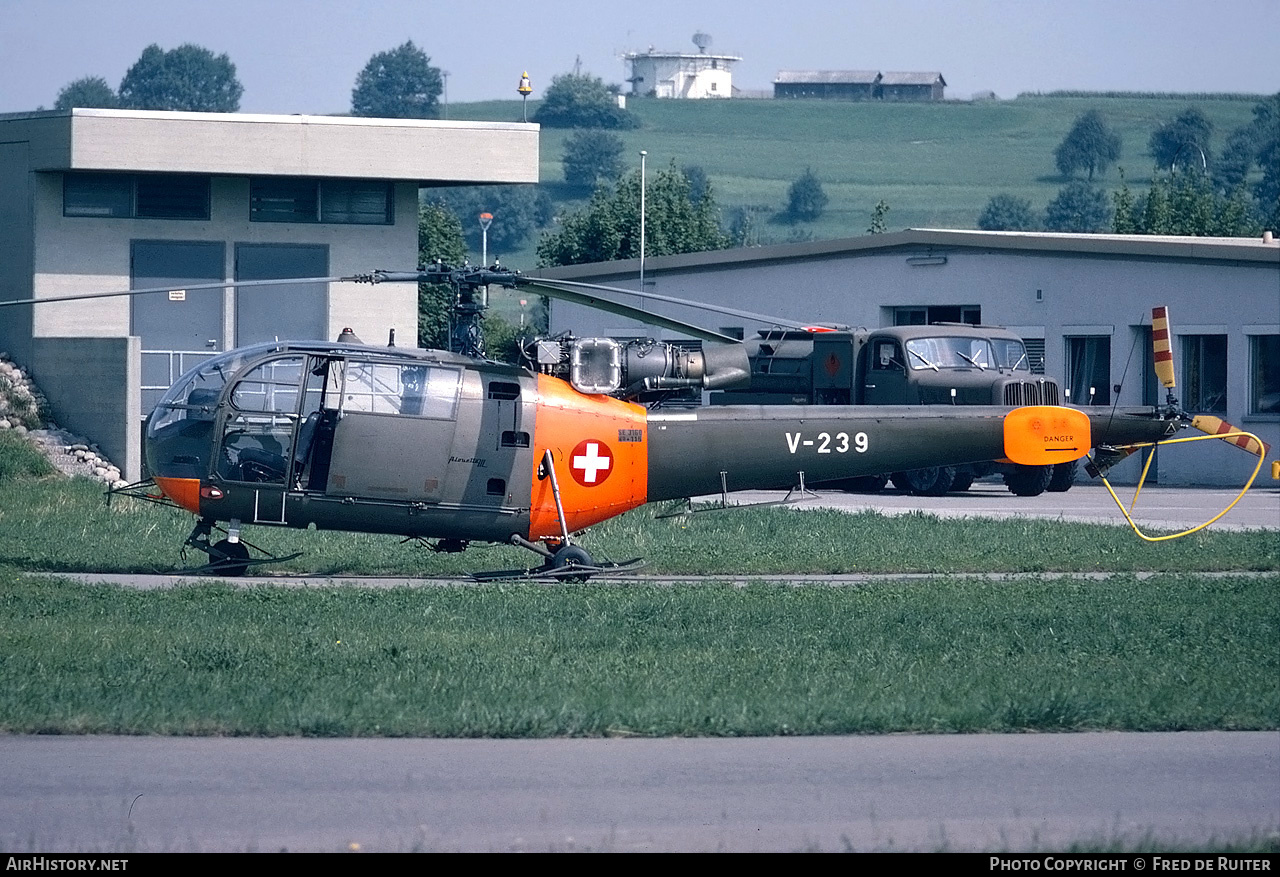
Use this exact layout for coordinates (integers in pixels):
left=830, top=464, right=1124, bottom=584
left=1249, top=335, right=1279, bottom=415
left=64, top=173, right=210, bottom=220
left=1065, top=336, right=1111, bottom=405
left=893, top=305, right=980, bottom=326
left=1182, top=335, right=1227, bottom=414
left=250, top=178, right=394, bottom=225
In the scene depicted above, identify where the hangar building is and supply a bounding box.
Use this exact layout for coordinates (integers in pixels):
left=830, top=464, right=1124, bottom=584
left=534, top=229, right=1280, bottom=487
left=0, top=108, right=539, bottom=482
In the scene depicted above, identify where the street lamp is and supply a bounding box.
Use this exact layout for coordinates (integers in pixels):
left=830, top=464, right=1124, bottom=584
left=639, top=150, right=647, bottom=292
left=479, top=212, right=493, bottom=266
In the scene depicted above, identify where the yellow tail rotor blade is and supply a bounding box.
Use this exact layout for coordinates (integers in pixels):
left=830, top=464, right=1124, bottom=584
left=1191, top=415, right=1271, bottom=457
left=1151, top=306, right=1176, bottom=389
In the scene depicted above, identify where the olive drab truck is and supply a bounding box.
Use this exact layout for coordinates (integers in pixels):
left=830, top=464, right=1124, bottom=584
left=708, top=324, right=1077, bottom=496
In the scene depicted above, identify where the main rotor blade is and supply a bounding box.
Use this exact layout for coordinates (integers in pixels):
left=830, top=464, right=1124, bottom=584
left=0, top=276, right=345, bottom=308
left=523, top=280, right=743, bottom=344
left=533, top=277, right=812, bottom=333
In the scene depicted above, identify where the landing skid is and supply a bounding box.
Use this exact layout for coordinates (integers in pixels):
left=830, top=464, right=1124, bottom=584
left=470, top=556, right=646, bottom=583
left=182, top=519, right=302, bottom=577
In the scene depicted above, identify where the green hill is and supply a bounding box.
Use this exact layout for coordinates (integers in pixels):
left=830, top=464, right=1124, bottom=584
left=446, top=93, right=1267, bottom=269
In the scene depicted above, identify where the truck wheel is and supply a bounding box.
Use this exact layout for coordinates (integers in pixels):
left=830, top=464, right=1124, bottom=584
left=949, top=468, right=975, bottom=492
left=1003, top=464, right=1053, bottom=497
left=837, top=474, right=889, bottom=493
left=892, top=466, right=956, bottom=496
left=1047, top=459, right=1078, bottom=492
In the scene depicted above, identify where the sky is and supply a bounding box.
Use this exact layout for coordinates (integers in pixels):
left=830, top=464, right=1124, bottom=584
left=1, top=0, right=1277, bottom=115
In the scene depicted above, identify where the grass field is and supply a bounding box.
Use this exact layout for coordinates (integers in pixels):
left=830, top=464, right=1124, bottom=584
left=445, top=93, right=1267, bottom=269
left=0, top=456, right=1277, bottom=738
left=2, top=572, right=1276, bottom=737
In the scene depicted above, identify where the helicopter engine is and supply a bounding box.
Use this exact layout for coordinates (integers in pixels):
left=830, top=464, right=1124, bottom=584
left=527, top=335, right=750, bottom=401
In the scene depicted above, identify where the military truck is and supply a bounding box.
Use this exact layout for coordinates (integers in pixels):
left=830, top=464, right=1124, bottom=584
left=708, top=324, right=1077, bottom=496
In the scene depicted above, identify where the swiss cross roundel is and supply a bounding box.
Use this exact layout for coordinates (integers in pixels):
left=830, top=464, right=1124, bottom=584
left=569, top=439, right=613, bottom=487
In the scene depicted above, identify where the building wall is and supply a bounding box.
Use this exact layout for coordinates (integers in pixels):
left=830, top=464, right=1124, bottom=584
left=0, top=141, right=36, bottom=365
left=630, top=57, right=734, bottom=98
left=540, top=242, right=1279, bottom=487
left=29, top=174, right=419, bottom=347
left=28, top=335, right=141, bottom=481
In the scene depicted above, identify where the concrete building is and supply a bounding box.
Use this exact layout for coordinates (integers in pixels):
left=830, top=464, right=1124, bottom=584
left=625, top=47, right=742, bottom=99
left=533, top=229, right=1280, bottom=487
left=0, top=108, right=539, bottom=482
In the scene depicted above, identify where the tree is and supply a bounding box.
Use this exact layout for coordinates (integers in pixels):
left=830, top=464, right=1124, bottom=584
left=562, top=130, right=626, bottom=191
left=351, top=41, right=443, bottom=119
left=682, top=165, right=710, bottom=206
left=867, top=200, right=890, bottom=234
left=537, top=161, right=729, bottom=267
left=430, top=185, right=554, bottom=255
left=1214, top=94, right=1280, bottom=222
left=417, top=202, right=467, bottom=349
left=1115, top=171, right=1261, bottom=237
left=1148, top=108, right=1214, bottom=171
left=54, top=76, right=119, bottom=110
left=1043, top=181, right=1113, bottom=232
left=781, top=168, right=828, bottom=223
left=978, top=194, right=1037, bottom=231
left=532, top=73, right=639, bottom=129
left=1054, top=110, right=1121, bottom=180
left=117, top=44, right=243, bottom=112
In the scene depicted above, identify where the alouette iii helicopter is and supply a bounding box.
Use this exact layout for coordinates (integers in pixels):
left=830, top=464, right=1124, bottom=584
left=7, top=265, right=1270, bottom=579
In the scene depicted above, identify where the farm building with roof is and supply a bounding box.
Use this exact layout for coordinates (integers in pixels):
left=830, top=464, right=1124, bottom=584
left=774, top=71, right=946, bottom=101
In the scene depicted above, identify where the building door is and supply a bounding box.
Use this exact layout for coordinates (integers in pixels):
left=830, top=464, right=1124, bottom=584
left=1065, top=335, right=1112, bottom=406
left=131, top=240, right=226, bottom=413
left=234, top=243, right=328, bottom=345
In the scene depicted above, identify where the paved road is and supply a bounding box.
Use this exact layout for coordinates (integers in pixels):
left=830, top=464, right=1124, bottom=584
left=2, top=732, right=1275, bottom=853
left=717, top=481, right=1280, bottom=532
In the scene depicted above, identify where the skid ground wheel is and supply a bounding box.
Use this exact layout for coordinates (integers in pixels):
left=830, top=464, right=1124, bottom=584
left=209, top=539, right=250, bottom=577
left=549, top=544, right=595, bottom=582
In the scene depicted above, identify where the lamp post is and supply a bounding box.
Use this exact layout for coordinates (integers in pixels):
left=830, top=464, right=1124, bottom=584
left=639, top=150, right=647, bottom=292
left=441, top=70, right=449, bottom=119
left=479, top=212, right=493, bottom=266
left=517, top=71, right=532, bottom=122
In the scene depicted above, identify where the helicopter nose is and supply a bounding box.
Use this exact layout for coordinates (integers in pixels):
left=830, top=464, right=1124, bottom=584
left=153, top=476, right=203, bottom=515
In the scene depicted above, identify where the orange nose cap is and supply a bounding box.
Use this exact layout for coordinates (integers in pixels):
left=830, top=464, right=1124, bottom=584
left=153, top=476, right=203, bottom=515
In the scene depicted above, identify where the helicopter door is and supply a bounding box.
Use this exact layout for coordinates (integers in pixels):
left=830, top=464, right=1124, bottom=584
left=214, top=355, right=307, bottom=522
left=323, top=360, right=460, bottom=502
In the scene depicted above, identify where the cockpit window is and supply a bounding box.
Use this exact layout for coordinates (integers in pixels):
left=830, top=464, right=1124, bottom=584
left=230, top=356, right=305, bottom=414
left=341, top=361, right=461, bottom=419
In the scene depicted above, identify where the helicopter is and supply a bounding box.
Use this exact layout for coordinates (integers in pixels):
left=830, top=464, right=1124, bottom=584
left=6, top=264, right=1268, bottom=579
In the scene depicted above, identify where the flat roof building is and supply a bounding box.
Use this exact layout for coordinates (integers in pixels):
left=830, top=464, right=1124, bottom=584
left=0, top=108, right=539, bottom=481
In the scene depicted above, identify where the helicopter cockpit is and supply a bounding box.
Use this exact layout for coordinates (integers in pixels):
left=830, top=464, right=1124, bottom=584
left=145, top=342, right=467, bottom=497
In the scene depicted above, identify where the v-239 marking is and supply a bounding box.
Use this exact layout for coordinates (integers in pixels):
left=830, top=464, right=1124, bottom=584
left=785, top=431, right=869, bottom=455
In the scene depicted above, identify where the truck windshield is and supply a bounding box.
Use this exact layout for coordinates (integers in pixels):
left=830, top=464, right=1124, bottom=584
left=904, top=337, right=994, bottom=371
left=991, top=338, right=1031, bottom=371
